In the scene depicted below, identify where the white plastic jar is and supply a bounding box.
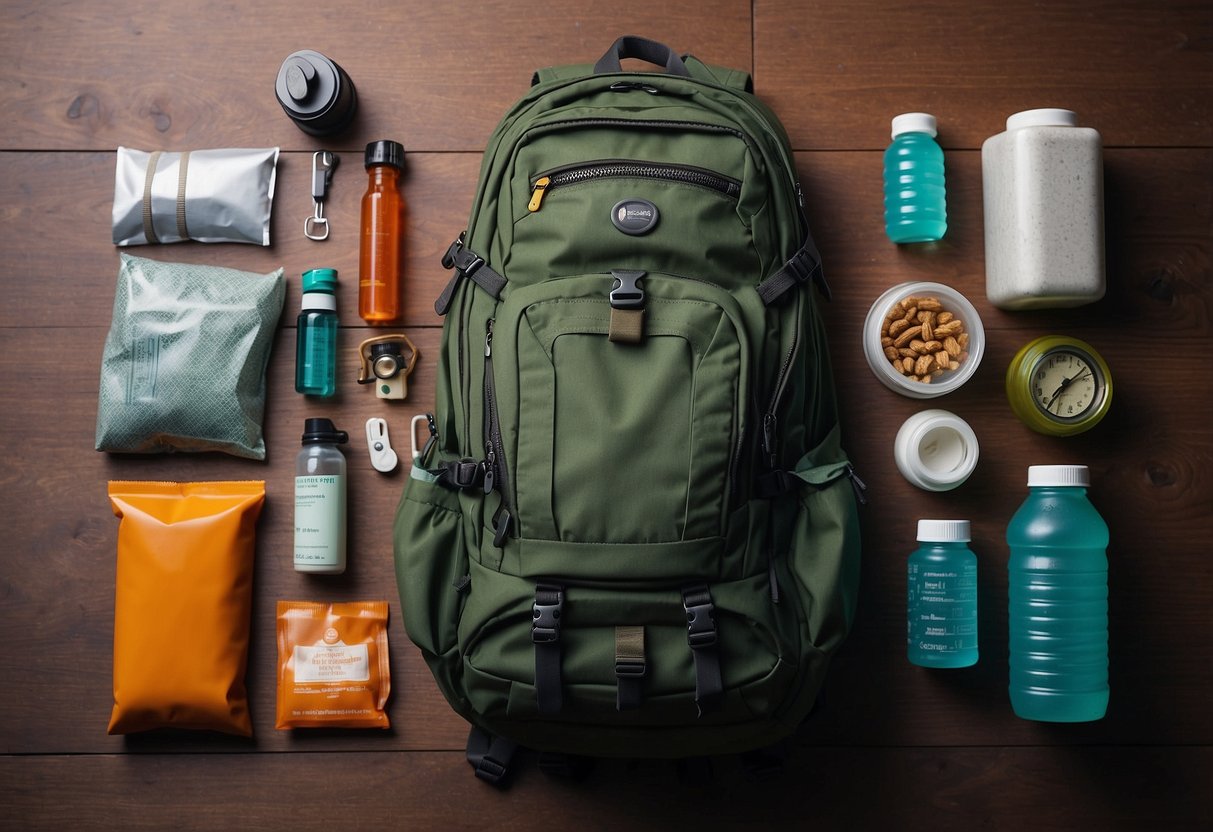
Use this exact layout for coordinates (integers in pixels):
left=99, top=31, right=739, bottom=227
left=894, top=409, right=979, bottom=491
left=982, top=109, right=1105, bottom=310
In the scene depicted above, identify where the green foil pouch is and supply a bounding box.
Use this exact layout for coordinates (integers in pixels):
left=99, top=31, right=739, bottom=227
left=95, top=254, right=285, bottom=460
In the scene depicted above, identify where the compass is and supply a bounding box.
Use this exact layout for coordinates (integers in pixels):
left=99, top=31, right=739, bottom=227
left=1006, top=335, right=1112, bottom=436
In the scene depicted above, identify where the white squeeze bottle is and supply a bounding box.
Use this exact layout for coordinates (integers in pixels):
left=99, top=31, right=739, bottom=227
left=982, top=109, right=1105, bottom=310
left=294, top=417, right=349, bottom=574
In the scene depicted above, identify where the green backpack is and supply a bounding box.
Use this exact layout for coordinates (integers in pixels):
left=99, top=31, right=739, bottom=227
left=394, top=36, right=863, bottom=783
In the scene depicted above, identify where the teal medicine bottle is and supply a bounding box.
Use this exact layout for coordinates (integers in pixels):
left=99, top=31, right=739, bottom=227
left=1008, top=465, right=1109, bottom=722
left=295, top=268, right=339, bottom=397
left=907, top=519, right=978, bottom=668
left=884, top=112, right=947, bottom=243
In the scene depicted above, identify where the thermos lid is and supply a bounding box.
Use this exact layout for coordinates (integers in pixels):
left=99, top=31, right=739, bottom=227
left=365, top=140, right=405, bottom=170
left=1006, top=108, right=1078, bottom=131
left=916, top=519, right=971, bottom=542
left=302, top=417, right=350, bottom=445
left=1028, top=464, right=1090, bottom=487
left=891, top=112, right=937, bottom=139
left=275, top=50, right=358, bottom=136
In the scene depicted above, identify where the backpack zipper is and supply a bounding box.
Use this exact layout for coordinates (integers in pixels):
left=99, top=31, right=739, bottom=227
left=483, top=319, right=513, bottom=546
left=528, top=160, right=741, bottom=212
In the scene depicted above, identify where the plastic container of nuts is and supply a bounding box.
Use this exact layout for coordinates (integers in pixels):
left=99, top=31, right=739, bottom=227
left=863, top=281, right=985, bottom=398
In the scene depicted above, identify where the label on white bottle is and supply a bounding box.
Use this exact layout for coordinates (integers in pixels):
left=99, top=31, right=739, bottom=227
left=294, top=475, right=344, bottom=567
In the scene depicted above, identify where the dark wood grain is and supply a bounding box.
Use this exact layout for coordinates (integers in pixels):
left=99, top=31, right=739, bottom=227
left=3, top=748, right=1209, bottom=830
left=757, top=0, right=1213, bottom=149
left=1, top=0, right=1210, bottom=825
left=0, top=0, right=752, bottom=153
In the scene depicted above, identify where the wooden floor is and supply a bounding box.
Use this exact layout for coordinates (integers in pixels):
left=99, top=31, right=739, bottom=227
left=2, top=1, right=1210, bottom=828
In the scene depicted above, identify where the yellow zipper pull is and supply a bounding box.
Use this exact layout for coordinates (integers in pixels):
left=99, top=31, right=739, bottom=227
left=528, top=176, right=551, bottom=212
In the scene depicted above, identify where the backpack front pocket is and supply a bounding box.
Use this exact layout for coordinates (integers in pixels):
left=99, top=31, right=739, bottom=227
left=488, top=274, right=750, bottom=545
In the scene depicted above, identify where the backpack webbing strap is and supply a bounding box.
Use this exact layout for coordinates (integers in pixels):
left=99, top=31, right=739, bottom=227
left=466, top=726, right=518, bottom=788
left=682, top=585, right=722, bottom=715
left=532, top=583, right=565, bottom=714
left=756, top=244, right=829, bottom=306
left=614, top=625, right=646, bottom=711
left=435, top=235, right=507, bottom=315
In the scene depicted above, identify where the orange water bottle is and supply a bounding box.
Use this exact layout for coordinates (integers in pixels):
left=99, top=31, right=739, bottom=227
left=359, top=140, right=405, bottom=323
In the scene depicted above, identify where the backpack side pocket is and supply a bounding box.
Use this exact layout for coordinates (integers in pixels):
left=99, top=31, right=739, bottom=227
left=394, top=457, right=470, bottom=709
left=786, top=424, right=862, bottom=656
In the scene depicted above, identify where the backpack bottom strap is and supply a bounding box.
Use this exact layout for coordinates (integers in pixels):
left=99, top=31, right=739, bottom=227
left=682, top=584, right=723, bottom=716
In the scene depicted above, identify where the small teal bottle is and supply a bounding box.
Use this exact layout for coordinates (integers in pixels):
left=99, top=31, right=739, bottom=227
left=884, top=112, right=947, bottom=243
left=295, top=268, right=339, bottom=397
left=1008, top=465, right=1109, bottom=722
left=908, top=519, right=978, bottom=668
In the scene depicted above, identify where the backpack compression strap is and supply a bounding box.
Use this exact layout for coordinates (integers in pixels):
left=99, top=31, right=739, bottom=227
left=532, top=583, right=565, bottom=714
left=435, top=235, right=507, bottom=315
left=682, top=585, right=723, bottom=715
left=757, top=242, right=829, bottom=305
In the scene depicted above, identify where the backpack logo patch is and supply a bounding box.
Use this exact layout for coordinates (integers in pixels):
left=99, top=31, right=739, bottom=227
left=611, top=199, right=660, bottom=235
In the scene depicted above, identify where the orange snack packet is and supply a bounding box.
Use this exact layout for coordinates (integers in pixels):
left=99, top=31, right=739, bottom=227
left=107, top=481, right=264, bottom=736
left=276, top=601, right=391, bottom=729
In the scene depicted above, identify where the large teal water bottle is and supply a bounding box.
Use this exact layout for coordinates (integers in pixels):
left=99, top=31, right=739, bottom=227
left=1007, top=465, right=1109, bottom=721
left=883, top=112, right=947, bottom=243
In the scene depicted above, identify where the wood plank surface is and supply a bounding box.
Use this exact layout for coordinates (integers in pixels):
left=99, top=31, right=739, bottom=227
left=757, top=0, right=1213, bottom=149
left=0, top=0, right=1210, bottom=826
left=4, top=748, right=1211, bottom=831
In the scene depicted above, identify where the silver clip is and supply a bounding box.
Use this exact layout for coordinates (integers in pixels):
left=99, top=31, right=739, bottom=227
left=305, top=150, right=338, bottom=241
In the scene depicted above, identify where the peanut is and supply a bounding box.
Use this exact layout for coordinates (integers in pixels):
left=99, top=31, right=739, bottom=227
left=881, top=292, right=974, bottom=384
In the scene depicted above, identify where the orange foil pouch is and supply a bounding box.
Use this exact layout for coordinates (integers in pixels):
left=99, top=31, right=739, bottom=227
left=276, top=601, right=391, bottom=729
left=107, top=481, right=264, bottom=736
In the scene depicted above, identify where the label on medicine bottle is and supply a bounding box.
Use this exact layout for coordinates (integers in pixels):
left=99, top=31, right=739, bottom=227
left=294, top=475, right=344, bottom=568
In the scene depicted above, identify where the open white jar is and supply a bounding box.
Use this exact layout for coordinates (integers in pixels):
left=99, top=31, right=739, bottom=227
left=863, top=281, right=985, bottom=399
left=894, top=409, right=980, bottom=491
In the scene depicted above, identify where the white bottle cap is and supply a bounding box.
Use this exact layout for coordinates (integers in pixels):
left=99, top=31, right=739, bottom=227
left=1006, top=108, right=1078, bottom=131
left=891, top=112, right=938, bottom=139
left=1027, top=464, right=1090, bottom=487
left=917, top=519, right=971, bottom=542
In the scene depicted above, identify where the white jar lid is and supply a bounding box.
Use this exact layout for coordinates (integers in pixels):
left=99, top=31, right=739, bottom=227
left=894, top=409, right=980, bottom=491
left=917, top=519, right=971, bottom=542
left=891, top=112, right=937, bottom=139
left=1027, top=464, right=1090, bottom=487
left=1006, top=108, right=1078, bottom=131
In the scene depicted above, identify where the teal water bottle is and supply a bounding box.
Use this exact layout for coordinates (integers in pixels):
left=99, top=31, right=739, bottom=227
left=884, top=112, right=947, bottom=243
left=907, top=519, right=978, bottom=668
left=295, top=268, right=339, bottom=397
left=1008, top=465, right=1109, bottom=722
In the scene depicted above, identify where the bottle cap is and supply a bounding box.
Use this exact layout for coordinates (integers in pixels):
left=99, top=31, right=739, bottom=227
left=916, top=519, right=971, bottom=542
left=1006, top=108, right=1078, bottom=131
left=1028, top=464, right=1090, bottom=487
left=302, top=417, right=350, bottom=446
left=365, top=140, right=405, bottom=171
left=275, top=50, right=358, bottom=136
left=891, top=112, right=937, bottom=139
left=302, top=268, right=338, bottom=293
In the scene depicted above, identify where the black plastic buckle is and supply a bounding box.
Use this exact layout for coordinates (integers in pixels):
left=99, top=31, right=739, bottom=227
left=684, top=601, right=717, bottom=649
left=532, top=587, right=564, bottom=644
left=615, top=657, right=647, bottom=678
left=457, top=249, right=485, bottom=278
left=441, top=236, right=463, bottom=270
left=441, top=459, right=483, bottom=490
left=786, top=249, right=817, bottom=285
left=609, top=269, right=646, bottom=309
left=474, top=756, right=509, bottom=785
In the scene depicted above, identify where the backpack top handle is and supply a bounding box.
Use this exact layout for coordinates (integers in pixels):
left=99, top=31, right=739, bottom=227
left=593, top=36, right=692, bottom=77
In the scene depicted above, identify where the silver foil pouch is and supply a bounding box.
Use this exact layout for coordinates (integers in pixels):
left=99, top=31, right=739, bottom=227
left=112, top=147, right=279, bottom=246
